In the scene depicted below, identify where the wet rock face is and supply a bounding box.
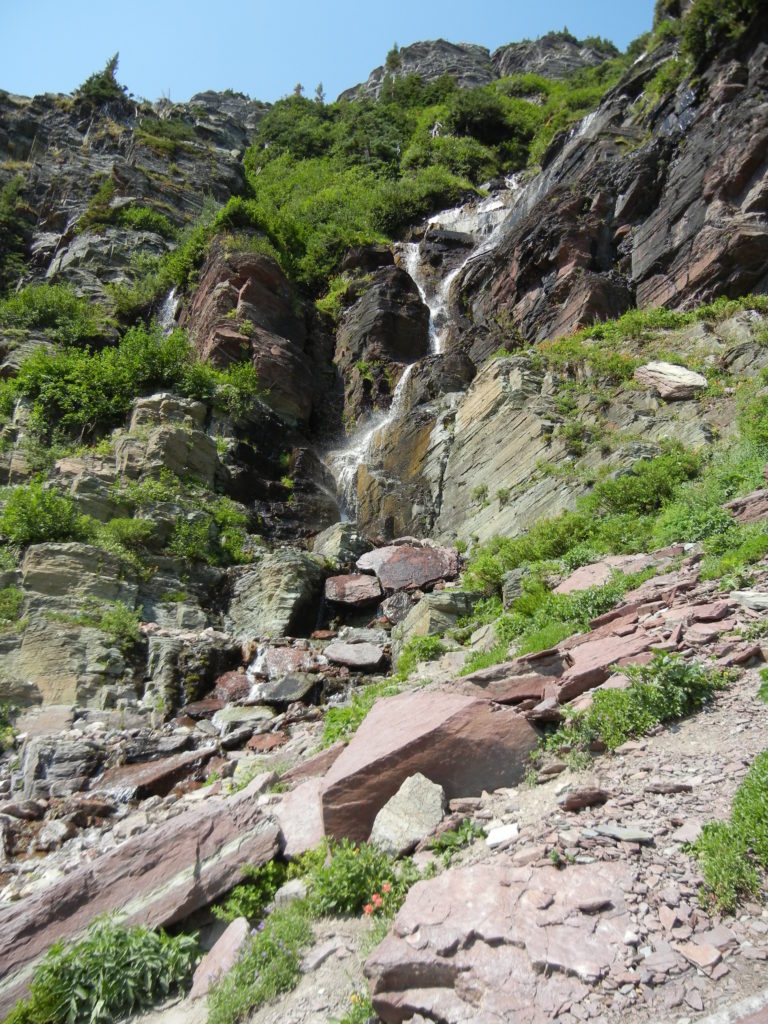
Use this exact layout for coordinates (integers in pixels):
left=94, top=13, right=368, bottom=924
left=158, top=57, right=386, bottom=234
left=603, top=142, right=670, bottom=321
left=460, top=34, right=768, bottom=345
left=335, top=267, right=430, bottom=424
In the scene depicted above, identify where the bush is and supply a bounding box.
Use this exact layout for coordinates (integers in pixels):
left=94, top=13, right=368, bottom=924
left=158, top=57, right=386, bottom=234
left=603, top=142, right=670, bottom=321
left=5, top=916, right=197, bottom=1024
left=308, top=839, right=400, bottom=917
left=682, top=0, right=760, bottom=64
left=207, top=902, right=312, bottom=1024
left=395, top=634, right=446, bottom=681
left=0, top=284, right=108, bottom=346
left=0, top=175, right=31, bottom=294
left=74, top=53, right=128, bottom=106
left=213, top=860, right=288, bottom=924
left=0, top=585, right=23, bottom=625
left=0, top=484, right=90, bottom=547
left=547, top=652, right=729, bottom=753
left=9, top=323, right=259, bottom=437
left=692, top=749, right=768, bottom=911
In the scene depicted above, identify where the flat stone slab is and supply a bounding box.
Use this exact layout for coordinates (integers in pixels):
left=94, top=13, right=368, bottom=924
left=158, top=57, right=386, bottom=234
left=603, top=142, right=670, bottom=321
left=251, top=671, right=319, bottom=704
left=94, top=747, right=217, bottom=802
left=323, top=641, right=386, bottom=670
left=321, top=690, right=538, bottom=841
left=0, top=792, right=280, bottom=1017
left=212, top=705, right=275, bottom=736
left=356, top=544, right=459, bottom=591
left=365, top=860, right=635, bottom=1022
left=325, top=574, right=383, bottom=606
left=190, top=917, right=251, bottom=999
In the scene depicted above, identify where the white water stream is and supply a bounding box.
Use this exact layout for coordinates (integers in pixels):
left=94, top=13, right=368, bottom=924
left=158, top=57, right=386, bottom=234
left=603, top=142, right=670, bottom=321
left=325, top=174, right=527, bottom=520
left=157, top=287, right=178, bottom=336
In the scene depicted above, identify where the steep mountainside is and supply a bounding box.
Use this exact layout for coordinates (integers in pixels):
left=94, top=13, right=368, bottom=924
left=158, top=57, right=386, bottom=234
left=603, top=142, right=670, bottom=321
left=0, top=3, right=767, bottom=1022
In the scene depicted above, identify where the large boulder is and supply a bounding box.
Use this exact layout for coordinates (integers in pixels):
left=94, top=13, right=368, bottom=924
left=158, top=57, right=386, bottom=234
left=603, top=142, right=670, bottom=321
left=357, top=543, right=459, bottom=592
left=0, top=793, right=280, bottom=1016
left=392, top=590, right=478, bottom=656
left=324, top=574, right=383, bottom=607
left=321, top=691, right=539, bottom=840
left=370, top=773, right=447, bottom=856
left=633, top=361, right=708, bottom=400
left=227, top=549, right=325, bottom=640
left=365, top=860, right=635, bottom=1023
left=312, top=522, right=370, bottom=569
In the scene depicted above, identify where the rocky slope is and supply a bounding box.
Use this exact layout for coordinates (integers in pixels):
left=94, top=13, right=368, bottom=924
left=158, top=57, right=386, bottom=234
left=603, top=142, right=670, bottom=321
left=0, top=5, right=767, bottom=1023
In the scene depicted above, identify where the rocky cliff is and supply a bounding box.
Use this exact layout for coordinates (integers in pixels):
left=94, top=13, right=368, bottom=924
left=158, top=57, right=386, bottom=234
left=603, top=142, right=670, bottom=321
left=0, top=6, right=767, bottom=1022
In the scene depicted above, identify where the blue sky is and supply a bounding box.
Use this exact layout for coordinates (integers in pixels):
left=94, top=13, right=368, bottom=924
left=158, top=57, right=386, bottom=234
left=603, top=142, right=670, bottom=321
left=0, top=1, right=655, bottom=104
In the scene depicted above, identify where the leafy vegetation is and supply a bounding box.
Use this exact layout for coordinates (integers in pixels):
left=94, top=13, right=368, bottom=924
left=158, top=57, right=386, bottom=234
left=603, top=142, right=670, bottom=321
left=0, top=483, right=90, bottom=547
left=321, top=679, right=401, bottom=747
left=2, top=323, right=258, bottom=439
left=74, top=53, right=128, bottom=107
left=0, top=175, right=32, bottom=294
left=0, top=284, right=109, bottom=347
left=395, top=634, right=446, bottom=681
left=4, top=916, right=197, bottom=1024
left=0, top=702, right=15, bottom=751
left=691, top=749, right=768, bottom=911
left=307, top=839, right=410, bottom=917
left=545, top=653, right=729, bottom=753
left=206, top=901, right=312, bottom=1024
left=212, top=859, right=289, bottom=924
left=429, top=819, right=486, bottom=866
left=682, top=0, right=761, bottom=64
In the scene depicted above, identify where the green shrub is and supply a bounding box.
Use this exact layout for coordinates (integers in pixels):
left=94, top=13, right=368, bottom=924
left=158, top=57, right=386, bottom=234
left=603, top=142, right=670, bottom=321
left=5, top=916, right=197, bottom=1024
left=213, top=860, right=288, bottom=924
left=0, top=586, right=23, bottom=625
left=8, top=324, right=259, bottom=437
left=0, top=702, right=15, bottom=752
left=682, top=0, right=760, bottom=64
left=101, top=517, right=155, bottom=551
left=321, top=679, right=401, bottom=747
left=547, top=652, right=729, bottom=753
left=428, top=819, right=485, bottom=866
left=691, top=748, right=768, bottom=911
left=114, top=204, right=178, bottom=239
left=0, top=175, right=31, bottom=294
left=308, top=839, right=400, bottom=917
left=0, top=484, right=90, bottom=547
left=207, top=902, right=312, bottom=1024
left=395, top=635, right=446, bottom=681
left=75, top=53, right=128, bottom=106
left=0, top=284, right=108, bottom=346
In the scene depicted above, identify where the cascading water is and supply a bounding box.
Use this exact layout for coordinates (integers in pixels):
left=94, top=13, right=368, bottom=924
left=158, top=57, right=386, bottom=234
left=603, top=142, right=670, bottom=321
left=326, top=363, right=415, bottom=521
left=325, top=175, right=525, bottom=519
left=157, top=288, right=178, bottom=336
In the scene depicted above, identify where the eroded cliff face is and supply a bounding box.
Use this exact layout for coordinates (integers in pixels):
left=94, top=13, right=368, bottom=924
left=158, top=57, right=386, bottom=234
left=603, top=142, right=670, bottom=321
left=0, top=14, right=766, bottom=718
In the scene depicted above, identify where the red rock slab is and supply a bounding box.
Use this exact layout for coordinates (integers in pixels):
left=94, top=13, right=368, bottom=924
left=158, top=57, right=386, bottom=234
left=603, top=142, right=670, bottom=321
left=251, top=644, right=322, bottom=679
left=247, top=731, right=287, bottom=752
left=365, top=860, right=633, bottom=1023
left=325, top=574, right=383, bottom=607
left=214, top=671, right=251, bottom=702
left=280, top=741, right=346, bottom=786
left=190, top=917, right=251, bottom=1000
left=182, top=697, right=225, bottom=719
left=458, top=673, right=547, bottom=704
left=554, top=553, right=665, bottom=595
left=0, top=792, right=280, bottom=1016
left=555, top=630, right=653, bottom=702
left=725, top=486, right=768, bottom=524
left=323, top=641, right=385, bottom=671
left=321, top=691, right=539, bottom=841
left=356, top=544, right=459, bottom=591
left=93, top=747, right=217, bottom=801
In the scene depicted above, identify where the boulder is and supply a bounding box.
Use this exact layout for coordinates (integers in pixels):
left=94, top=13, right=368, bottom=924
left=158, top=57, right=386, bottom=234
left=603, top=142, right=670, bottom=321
left=190, top=917, right=251, bottom=1000
left=93, top=747, right=217, bottom=802
left=21, top=735, right=106, bottom=800
left=274, top=778, right=326, bottom=858
left=249, top=643, right=323, bottom=679
left=365, top=860, right=634, bottom=1022
left=502, top=568, right=527, bottom=608
left=369, top=773, right=447, bottom=856
left=0, top=793, right=280, bottom=1017
left=324, top=574, right=383, bottom=607
left=227, top=549, right=325, bottom=640
left=211, top=705, right=275, bottom=736
left=323, top=641, right=386, bottom=671
left=356, top=544, right=459, bottom=591
left=252, top=671, right=319, bottom=704
left=724, top=486, right=768, bottom=524
left=392, top=590, right=478, bottom=653
left=321, top=691, right=539, bottom=840
left=633, top=361, right=708, bottom=400
left=114, top=426, right=219, bottom=486
left=312, top=522, right=369, bottom=569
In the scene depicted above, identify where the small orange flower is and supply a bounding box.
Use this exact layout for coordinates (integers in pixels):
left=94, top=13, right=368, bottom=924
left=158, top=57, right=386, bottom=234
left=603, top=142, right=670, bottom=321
left=372, top=893, right=383, bottom=907
left=363, top=903, right=374, bottom=915
left=381, top=883, right=391, bottom=893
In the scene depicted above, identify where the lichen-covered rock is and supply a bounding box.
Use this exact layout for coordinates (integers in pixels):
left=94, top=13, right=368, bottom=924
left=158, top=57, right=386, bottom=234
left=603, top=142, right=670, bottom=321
left=227, top=549, right=325, bottom=640
left=634, top=361, right=708, bottom=400
left=370, top=773, right=446, bottom=856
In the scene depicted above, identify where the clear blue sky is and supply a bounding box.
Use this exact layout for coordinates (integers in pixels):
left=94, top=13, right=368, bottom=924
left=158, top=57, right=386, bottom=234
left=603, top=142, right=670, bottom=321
left=0, top=1, right=656, bottom=105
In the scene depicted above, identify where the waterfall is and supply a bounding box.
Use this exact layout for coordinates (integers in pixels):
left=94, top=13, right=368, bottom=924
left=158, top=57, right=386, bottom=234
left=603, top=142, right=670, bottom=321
left=325, top=176, right=525, bottom=520
left=326, top=364, right=415, bottom=521
left=157, top=288, right=178, bottom=336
